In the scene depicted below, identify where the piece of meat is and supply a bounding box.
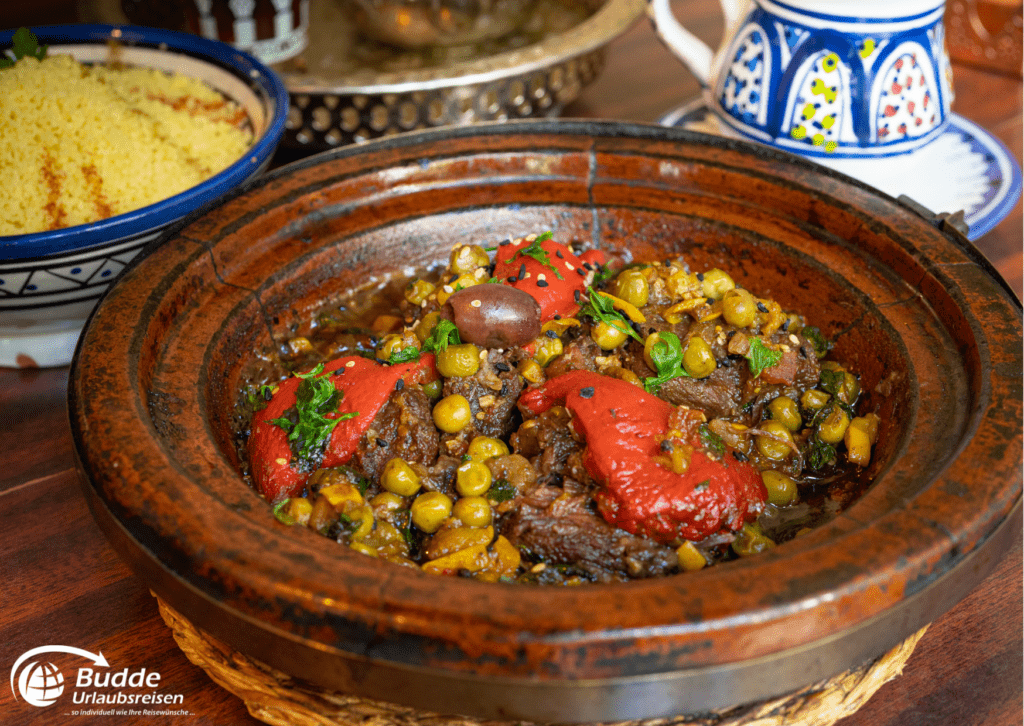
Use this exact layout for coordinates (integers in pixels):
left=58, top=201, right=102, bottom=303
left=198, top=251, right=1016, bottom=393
left=440, top=348, right=524, bottom=454
left=500, top=484, right=679, bottom=581
left=510, top=406, right=582, bottom=485
left=353, top=387, right=439, bottom=482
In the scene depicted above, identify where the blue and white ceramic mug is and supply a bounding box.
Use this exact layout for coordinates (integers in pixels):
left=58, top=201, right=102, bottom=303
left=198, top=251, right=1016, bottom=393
left=648, top=0, right=954, bottom=159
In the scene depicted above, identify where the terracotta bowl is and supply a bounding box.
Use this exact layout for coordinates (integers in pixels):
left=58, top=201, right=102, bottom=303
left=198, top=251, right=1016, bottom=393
left=69, top=121, right=1022, bottom=722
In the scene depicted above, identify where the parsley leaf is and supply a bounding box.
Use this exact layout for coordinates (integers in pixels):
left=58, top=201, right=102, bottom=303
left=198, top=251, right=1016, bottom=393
left=421, top=318, right=461, bottom=353
left=746, top=338, right=783, bottom=378
left=643, top=331, right=691, bottom=393
left=270, top=364, right=358, bottom=465
left=699, top=423, right=725, bottom=456
left=388, top=345, right=421, bottom=364
left=1, top=28, right=47, bottom=69
left=487, top=478, right=516, bottom=503
left=580, top=287, right=643, bottom=343
left=511, top=232, right=563, bottom=280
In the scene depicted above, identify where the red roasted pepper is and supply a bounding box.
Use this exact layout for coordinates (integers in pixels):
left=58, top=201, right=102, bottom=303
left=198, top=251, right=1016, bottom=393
left=519, top=371, right=766, bottom=543
left=250, top=354, right=435, bottom=503
left=494, top=236, right=606, bottom=322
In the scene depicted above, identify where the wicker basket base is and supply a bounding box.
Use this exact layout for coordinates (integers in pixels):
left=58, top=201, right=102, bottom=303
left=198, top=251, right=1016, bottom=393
left=156, top=594, right=926, bottom=726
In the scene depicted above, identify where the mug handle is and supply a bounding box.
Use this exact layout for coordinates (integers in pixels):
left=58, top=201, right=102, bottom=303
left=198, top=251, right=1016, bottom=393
left=647, top=0, right=732, bottom=88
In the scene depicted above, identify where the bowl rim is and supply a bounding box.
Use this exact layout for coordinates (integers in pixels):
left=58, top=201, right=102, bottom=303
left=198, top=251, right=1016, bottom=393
left=69, top=119, right=1024, bottom=720
left=0, top=23, right=289, bottom=261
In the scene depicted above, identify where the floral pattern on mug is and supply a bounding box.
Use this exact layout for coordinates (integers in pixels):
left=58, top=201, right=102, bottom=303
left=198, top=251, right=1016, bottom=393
left=876, top=53, right=938, bottom=142
left=720, top=28, right=769, bottom=126
left=787, top=51, right=845, bottom=153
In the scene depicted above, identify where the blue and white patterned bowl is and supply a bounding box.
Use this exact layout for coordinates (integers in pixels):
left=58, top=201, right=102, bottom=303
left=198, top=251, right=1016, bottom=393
left=0, top=25, right=288, bottom=368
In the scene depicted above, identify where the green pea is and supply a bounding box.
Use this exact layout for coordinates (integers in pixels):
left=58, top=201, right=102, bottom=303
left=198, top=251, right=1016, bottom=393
left=682, top=337, right=716, bottom=378
left=761, top=470, right=798, bottom=506
left=380, top=458, right=421, bottom=497
left=612, top=269, right=650, bottom=308
left=756, top=420, right=793, bottom=460
left=421, top=379, right=442, bottom=399
left=456, top=460, right=493, bottom=496
left=817, top=407, right=850, bottom=444
left=436, top=344, right=480, bottom=378
left=768, top=396, right=802, bottom=432
left=591, top=320, right=629, bottom=350
left=701, top=268, right=735, bottom=300
left=410, top=491, right=452, bottom=533
left=452, top=496, right=493, bottom=527
left=432, top=394, right=471, bottom=433
left=838, top=372, right=860, bottom=404
left=415, top=311, right=442, bottom=343
left=722, top=288, right=757, bottom=328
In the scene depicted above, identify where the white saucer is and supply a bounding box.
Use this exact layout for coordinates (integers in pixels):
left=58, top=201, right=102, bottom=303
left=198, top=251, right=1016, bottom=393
left=661, top=100, right=1022, bottom=240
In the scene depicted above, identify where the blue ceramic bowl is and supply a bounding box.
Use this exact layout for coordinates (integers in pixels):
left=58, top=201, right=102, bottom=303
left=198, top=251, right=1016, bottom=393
left=0, top=24, right=288, bottom=367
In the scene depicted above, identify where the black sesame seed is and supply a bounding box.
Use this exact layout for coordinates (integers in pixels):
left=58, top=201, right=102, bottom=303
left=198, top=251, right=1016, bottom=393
left=757, top=302, right=769, bottom=313
left=556, top=250, right=564, bottom=258
left=495, top=362, right=510, bottom=372
left=395, top=379, right=405, bottom=391
left=660, top=440, right=672, bottom=452
left=518, top=263, right=526, bottom=279
left=781, top=318, right=791, bottom=332
left=579, top=386, right=595, bottom=399
left=799, top=346, right=808, bottom=358
left=499, top=240, right=511, bottom=246
left=574, top=289, right=582, bottom=303
left=732, top=450, right=749, bottom=462
left=575, top=267, right=586, bottom=277
left=537, top=279, right=549, bottom=288
left=507, top=276, right=518, bottom=284
left=553, top=314, right=562, bottom=320
left=376, top=438, right=388, bottom=448
left=262, top=388, right=273, bottom=401
left=545, top=330, right=557, bottom=339
left=696, top=272, right=704, bottom=281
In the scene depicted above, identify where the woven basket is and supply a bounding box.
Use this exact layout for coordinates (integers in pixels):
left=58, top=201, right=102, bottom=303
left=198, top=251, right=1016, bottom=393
left=156, top=594, right=926, bottom=726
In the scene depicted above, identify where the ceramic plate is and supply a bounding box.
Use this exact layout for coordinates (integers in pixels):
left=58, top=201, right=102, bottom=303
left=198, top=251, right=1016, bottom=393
left=661, top=99, right=1022, bottom=240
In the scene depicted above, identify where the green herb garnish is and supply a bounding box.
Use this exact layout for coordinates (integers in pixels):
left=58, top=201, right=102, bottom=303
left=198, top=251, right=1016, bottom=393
left=819, top=368, right=845, bottom=396
left=270, top=364, right=358, bottom=465
left=746, top=338, right=783, bottom=379
left=802, top=326, right=832, bottom=358
left=510, top=231, right=563, bottom=280
left=388, top=345, right=421, bottom=364
left=698, top=423, right=725, bottom=456
left=0, top=28, right=48, bottom=69
left=643, top=330, right=691, bottom=392
left=487, top=478, right=516, bottom=503
left=580, top=287, right=643, bottom=343
left=422, top=318, right=461, bottom=354
left=806, top=437, right=837, bottom=470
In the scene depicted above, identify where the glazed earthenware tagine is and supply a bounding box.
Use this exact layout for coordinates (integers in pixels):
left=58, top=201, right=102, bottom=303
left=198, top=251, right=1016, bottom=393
left=69, top=121, right=1022, bottom=722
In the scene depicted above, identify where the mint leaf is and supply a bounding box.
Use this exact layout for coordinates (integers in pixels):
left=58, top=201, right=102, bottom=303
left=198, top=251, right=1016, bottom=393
left=643, top=331, right=691, bottom=392
left=746, top=338, right=783, bottom=379
left=802, top=326, right=832, bottom=358
left=819, top=368, right=844, bottom=396
left=806, top=437, right=836, bottom=470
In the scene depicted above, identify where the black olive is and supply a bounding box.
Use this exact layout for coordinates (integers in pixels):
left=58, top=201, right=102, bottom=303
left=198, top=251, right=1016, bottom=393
left=443, top=285, right=542, bottom=349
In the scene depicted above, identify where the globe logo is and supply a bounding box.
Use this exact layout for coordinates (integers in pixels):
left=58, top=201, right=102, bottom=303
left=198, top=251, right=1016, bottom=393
left=18, top=661, right=64, bottom=707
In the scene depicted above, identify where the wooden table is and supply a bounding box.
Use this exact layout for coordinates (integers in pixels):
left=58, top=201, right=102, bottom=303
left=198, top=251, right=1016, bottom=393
left=2, top=4, right=1021, bottom=725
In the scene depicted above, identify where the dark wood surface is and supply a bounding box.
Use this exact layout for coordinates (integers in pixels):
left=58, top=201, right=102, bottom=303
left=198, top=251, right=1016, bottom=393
left=2, top=3, right=1021, bottom=725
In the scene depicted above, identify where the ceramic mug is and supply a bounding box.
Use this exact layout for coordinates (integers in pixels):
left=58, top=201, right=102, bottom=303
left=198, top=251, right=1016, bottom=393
left=648, top=0, right=955, bottom=160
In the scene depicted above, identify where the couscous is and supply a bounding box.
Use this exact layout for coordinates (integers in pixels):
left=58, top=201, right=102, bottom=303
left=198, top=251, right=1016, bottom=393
left=0, top=53, right=253, bottom=235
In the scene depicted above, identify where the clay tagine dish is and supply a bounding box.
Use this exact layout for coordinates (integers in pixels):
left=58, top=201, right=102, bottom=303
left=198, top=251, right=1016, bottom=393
left=69, top=120, right=1022, bottom=722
